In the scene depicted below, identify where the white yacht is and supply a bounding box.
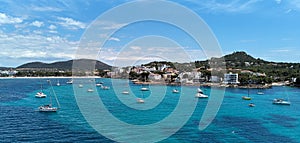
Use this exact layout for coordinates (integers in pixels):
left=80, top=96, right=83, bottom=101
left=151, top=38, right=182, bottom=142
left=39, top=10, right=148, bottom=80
left=195, top=92, right=208, bottom=98
left=66, top=79, right=73, bottom=84
left=35, top=92, right=47, bottom=98
left=35, top=83, right=47, bottom=98
left=273, top=99, right=291, bottom=105
left=122, top=91, right=129, bottom=94
left=87, top=88, right=94, bottom=92
left=195, top=88, right=208, bottom=98
left=172, top=89, right=179, bottom=93
left=140, top=87, right=149, bottom=91
left=136, top=98, right=145, bottom=103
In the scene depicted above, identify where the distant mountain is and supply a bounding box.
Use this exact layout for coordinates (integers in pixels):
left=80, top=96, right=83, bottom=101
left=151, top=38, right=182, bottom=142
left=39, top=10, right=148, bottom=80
left=0, top=67, right=14, bottom=70
left=223, top=51, right=267, bottom=64
left=17, top=59, right=112, bottom=70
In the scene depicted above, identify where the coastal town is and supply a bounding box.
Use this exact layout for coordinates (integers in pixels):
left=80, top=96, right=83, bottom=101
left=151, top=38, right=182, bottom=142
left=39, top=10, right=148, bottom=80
left=1, top=52, right=299, bottom=88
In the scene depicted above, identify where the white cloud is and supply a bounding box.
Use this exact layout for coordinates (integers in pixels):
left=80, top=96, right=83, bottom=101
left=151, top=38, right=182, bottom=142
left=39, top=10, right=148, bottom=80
left=97, top=46, right=203, bottom=67
left=49, top=30, right=58, bottom=34
left=31, top=21, right=44, bottom=27
left=0, top=32, right=78, bottom=64
left=130, top=46, right=141, bottom=50
left=108, top=37, right=120, bottom=42
left=285, top=9, right=293, bottom=14
left=94, top=21, right=128, bottom=30
left=31, top=6, right=63, bottom=12
left=271, top=49, right=291, bottom=52
left=275, top=0, right=281, bottom=4
left=186, top=0, right=261, bottom=13
left=290, top=0, right=300, bottom=9
left=57, top=17, right=86, bottom=30
left=102, top=23, right=126, bottom=30
left=0, top=13, right=23, bottom=24
left=49, top=24, right=57, bottom=30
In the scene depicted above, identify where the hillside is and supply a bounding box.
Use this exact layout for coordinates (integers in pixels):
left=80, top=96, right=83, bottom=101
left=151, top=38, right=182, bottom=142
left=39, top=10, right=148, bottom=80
left=17, top=59, right=112, bottom=71
left=224, top=51, right=267, bottom=63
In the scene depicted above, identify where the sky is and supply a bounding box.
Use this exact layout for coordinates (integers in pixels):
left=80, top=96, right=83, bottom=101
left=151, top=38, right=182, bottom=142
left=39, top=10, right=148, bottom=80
left=0, top=0, right=300, bottom=67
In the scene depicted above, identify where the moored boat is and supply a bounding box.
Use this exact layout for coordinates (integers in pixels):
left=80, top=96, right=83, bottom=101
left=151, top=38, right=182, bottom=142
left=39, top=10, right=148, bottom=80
left=195, top=88, right=208, bottom=98
left=136, top=98, right=145, bottom=103
left=273, top=99, right=291, bottom=105
left=35, top=92, right=47, bottom=98
left=140, top=87, right=149, bottom=91
left=38, top=80, right=60, bottom=112
left=242, top=96, right=252, bottom=100
left=172, top=89, right=179, bottom=93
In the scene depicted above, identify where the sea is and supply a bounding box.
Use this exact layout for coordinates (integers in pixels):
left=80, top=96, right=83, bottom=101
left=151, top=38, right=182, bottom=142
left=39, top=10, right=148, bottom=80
left=0, top=78, right=300, bottom=143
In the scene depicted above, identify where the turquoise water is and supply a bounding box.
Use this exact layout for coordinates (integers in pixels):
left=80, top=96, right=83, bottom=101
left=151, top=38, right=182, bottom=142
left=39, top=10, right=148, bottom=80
left=0, top=78, right=300, bottom=142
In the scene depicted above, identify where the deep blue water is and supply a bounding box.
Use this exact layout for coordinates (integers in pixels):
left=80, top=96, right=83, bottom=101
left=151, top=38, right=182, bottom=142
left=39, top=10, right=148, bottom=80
left=0, top=78, right=300, bottom=142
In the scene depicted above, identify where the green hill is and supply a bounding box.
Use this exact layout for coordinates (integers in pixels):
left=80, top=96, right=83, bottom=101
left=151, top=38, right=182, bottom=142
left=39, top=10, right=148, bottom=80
left=17, top=59, right=112, bottom=71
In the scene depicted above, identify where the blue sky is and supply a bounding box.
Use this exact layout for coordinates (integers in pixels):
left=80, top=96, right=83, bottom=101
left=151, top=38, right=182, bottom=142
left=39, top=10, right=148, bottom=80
left=0, top=0, right=299, bottom=67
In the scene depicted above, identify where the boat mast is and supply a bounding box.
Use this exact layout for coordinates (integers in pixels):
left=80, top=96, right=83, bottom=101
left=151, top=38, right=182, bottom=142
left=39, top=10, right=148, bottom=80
left=48, top=80, right=61, bottom=108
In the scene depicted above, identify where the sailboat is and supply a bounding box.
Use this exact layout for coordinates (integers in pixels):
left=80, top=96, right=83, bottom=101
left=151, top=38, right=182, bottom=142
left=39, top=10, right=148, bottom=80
left=38, top=80, right=60, bottom=112
left=56, top=80, right=60, bottom=86
left=242, top=85, right=252, bottom=100
left=273, top=86, right=291, bottom=105
left=35, top=81, right=47, bottom=98
left=140, top=77, right=149, bottom=91
left=66, top=79, right=73, bottom=84
left=137, top=84, right=145, bottom=103
left=257, top=87, right=264, bottom=95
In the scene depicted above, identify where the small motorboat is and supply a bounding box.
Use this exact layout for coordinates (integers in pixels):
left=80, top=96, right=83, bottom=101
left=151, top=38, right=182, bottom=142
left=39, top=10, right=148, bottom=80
left=87, top=88, right=94, bottom=92
left=195, top=93, right=208, bottom=98
left=101, top=86, right=110, bottom=90
left=273, top=99, right=291, bottom=105
left=172, top=89, right=179, bottom=93
left=136, top=98, right=145, bottom=103
left=122, top=91, right=129, bottom=94
left=195, top=88, right=208, bottom=98
left=140, top=87, right=149, bottom=91
left=66, top=79, right=73, bottom=84
left=248, top=103, right=255, bottom=107
left=35, top=92, right=47, bottom=98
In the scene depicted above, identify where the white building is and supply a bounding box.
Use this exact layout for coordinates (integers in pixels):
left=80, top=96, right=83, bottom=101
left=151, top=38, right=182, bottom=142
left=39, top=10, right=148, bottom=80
left=148, top=73, right=162, bottom=81
left=211, top=76, right=221, bottom=83
left=224, top=73, right=239, bottom=84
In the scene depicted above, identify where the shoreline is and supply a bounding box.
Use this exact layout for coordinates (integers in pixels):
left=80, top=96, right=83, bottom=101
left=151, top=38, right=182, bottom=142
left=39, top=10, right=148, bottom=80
left=132, top=80, right=273, bottom=89
left=0, top=76, right=102, bottom=79
left=0, top=76, right=291, bottom=89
